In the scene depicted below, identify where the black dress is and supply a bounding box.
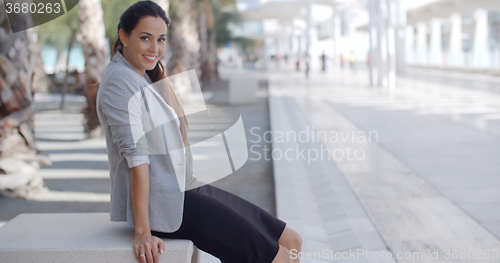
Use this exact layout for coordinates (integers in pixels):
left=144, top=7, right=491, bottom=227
left=151, top=184, right=287, bottom=263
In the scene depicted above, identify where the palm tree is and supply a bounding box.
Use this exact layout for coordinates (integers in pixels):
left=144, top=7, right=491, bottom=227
left=167, top=0, right=201, bottom=79
left=152, top=0, right=172, bottom=67
left=199, top=0, right=240, bottom=86
left=198, top=0, right=217, bottom=87
left=78, top=0, right=109, bottom=137
left=35, top=4, right=80, bottom=96
left=0, top=3, right=49, bottom=198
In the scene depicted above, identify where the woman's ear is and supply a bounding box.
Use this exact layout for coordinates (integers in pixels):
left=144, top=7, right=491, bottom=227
left=118, top=28, right=128, bottom=46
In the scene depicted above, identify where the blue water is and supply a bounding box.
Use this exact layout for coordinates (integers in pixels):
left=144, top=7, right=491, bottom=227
left=41, top=44, right=85, bottom=71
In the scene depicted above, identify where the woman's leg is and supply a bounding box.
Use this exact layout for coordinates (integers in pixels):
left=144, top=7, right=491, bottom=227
left=278, top=226, right=302, bottom=263
left=152, top=184, right=286, bottom=263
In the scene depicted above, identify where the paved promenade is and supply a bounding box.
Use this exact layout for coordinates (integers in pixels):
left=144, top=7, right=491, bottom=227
left=267, top=65, right=500, bottom=262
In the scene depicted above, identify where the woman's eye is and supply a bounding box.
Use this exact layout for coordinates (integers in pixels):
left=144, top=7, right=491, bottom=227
left=159, top=38, right=166, bottom=42
left=141, top=36, right=149, bottom=41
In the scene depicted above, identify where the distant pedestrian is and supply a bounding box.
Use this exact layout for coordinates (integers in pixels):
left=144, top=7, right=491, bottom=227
left=320, top=51, right=327, bottom=72
left=349, top=50, right=356, bottom=70
left=305, top=52, right=310, bottom=78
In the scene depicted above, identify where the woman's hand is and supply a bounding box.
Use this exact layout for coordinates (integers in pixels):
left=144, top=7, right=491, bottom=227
left=133, top=232, right=166, bottom=263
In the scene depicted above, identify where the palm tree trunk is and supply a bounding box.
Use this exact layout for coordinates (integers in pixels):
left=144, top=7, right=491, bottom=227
left=199, top=0, right=218, bottom=87
left=198, top=1, right=209, bottom=87
left=0, top=2, right=50, bottom=198
left=60, top=26, right=78, bottom=109
left=168, top=0, right=200, bottom=79
left=208, top=27, right=218, bottom=81
left=79, top=0, right=109, bottom=137
left=152, top=0, right=172, bottom=67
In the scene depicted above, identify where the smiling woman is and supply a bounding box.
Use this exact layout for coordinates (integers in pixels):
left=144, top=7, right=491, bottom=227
left=97, top=2, right=302, bottom=263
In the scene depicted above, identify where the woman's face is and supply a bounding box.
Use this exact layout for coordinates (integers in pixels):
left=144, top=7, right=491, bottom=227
left=119, top=16, right=167, bottom=76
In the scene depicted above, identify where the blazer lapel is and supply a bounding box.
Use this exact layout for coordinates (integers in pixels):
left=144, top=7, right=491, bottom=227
left=143, top=84, right=188, bottom=192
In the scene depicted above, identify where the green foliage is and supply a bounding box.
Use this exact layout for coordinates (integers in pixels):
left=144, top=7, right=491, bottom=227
left=35, top=0, right=137, bottom=52
left=211, top=0, right=240, bottom=47
left=101, top=0, right=138, bottom=50
left=34, top=3, right=79, bottom=52
left=232, top=37, right=264, bottom=52
left=168, top=0, right=240, bottom=47
left=207, top=0, right=261, bottom=49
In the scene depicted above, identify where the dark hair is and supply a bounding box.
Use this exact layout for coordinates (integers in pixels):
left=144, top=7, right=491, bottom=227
left=112, top=1, right=189, bottom=147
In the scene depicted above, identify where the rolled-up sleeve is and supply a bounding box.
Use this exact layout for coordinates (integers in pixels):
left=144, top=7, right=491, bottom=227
left=100, top=77, right=150, bottom=168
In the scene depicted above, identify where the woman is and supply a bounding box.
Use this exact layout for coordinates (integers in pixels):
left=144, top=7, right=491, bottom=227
left=96, top=1, right=302, bottom=263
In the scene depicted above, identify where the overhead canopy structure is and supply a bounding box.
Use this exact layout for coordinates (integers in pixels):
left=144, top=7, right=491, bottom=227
left=407, top=0, right=500, bottom=24
left=356, top=0, right=500, bottom=31
left=239, top=0, right=357, bottom=21
left=240, top=0, right=307, bottom=20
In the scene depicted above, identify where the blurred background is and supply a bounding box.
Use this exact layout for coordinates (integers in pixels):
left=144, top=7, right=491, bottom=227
left=1, top=0, right=500, bottom=262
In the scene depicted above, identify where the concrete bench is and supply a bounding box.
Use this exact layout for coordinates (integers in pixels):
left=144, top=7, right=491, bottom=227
left=228, top=74, right=257, bottom=105
left=219, top=69, right=258, bottom=105
left=0, top=213, right=200, bottom=263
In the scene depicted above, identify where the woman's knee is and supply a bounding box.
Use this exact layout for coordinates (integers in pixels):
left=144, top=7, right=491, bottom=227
left=291, top=229, right=302, bottom=248
left=272, top=245, right=293, bottom=263
left=279, top=226, right=302, bottom=250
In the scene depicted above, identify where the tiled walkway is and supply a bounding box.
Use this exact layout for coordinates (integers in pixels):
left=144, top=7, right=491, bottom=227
left=268, top=67, right=500, bottom=262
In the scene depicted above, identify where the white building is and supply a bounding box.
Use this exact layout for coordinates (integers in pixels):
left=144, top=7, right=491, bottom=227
left=229, top=0, right=500, bottom=79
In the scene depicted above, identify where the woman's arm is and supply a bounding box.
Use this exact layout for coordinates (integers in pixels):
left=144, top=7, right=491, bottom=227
left=99, top=74, right=163, bottom=262
left=131, top=163, right=166, bottom=263
left=131, top=163, right=150, bottom=235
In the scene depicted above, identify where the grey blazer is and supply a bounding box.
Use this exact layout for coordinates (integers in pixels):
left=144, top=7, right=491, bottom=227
left=97, top=51, right=202, bottom=233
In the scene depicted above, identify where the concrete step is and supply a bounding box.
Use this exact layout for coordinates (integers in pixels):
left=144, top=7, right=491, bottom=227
left=0, top=213, right=199, bottom=263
